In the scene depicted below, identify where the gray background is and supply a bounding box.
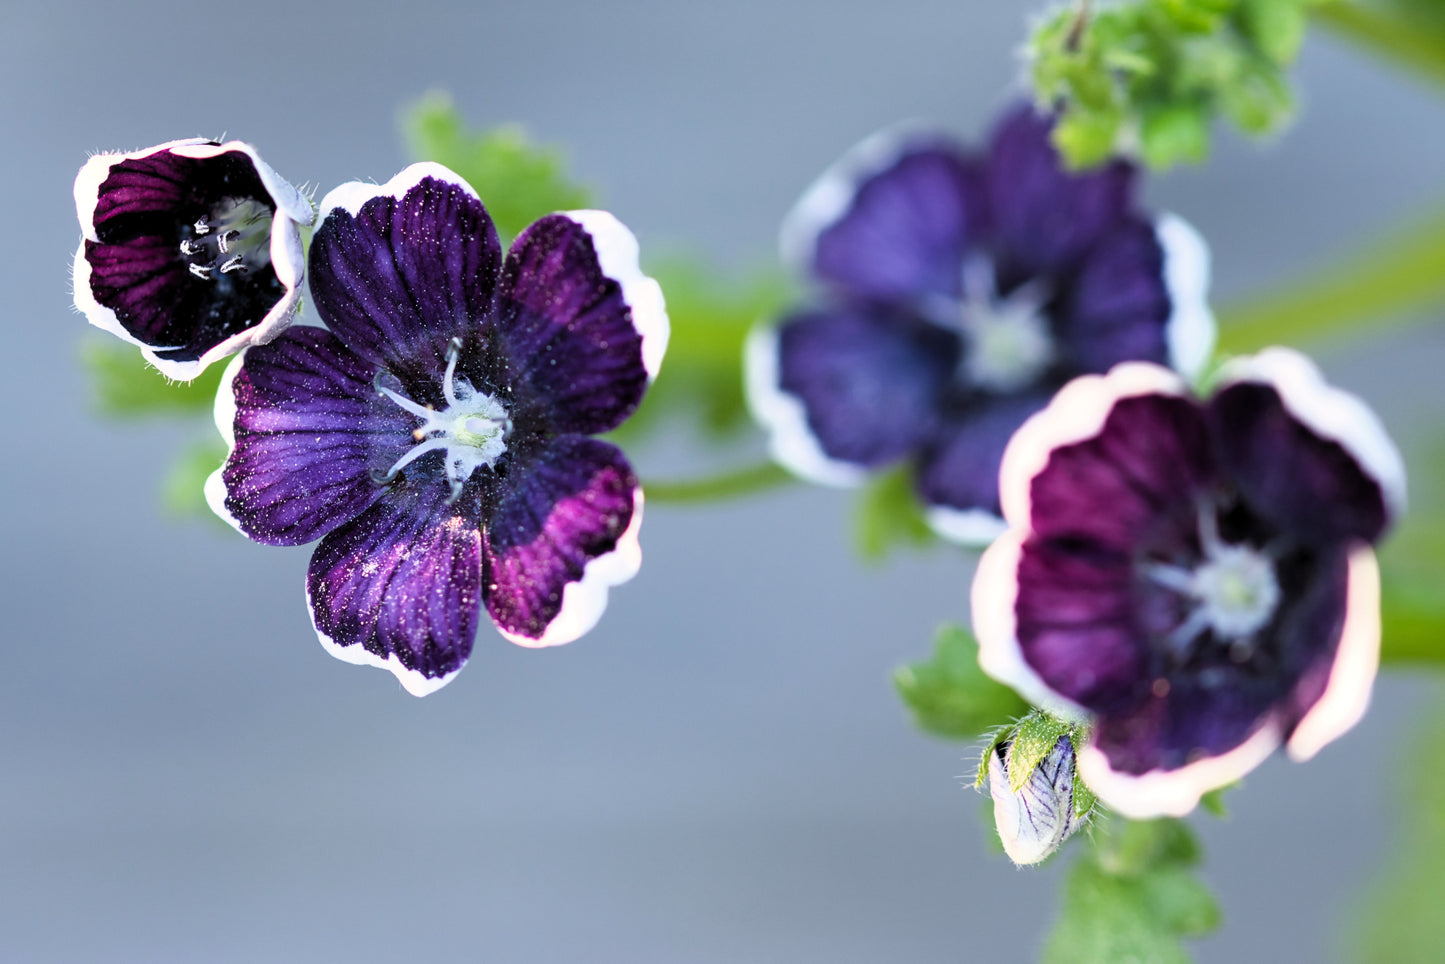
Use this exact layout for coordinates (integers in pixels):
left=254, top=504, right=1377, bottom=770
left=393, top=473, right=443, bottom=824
left=2, top=1, right=1443, bottom=961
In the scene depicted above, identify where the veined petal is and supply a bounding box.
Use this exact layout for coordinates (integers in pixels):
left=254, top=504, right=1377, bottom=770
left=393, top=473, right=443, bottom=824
left=308, top=163, right=502, bottom=378
left=73, top=139, right=310, bottom=381
left=494, top=211, right=668, bottom=434
left=985, top=105, right=1135, bottom=281
left=1211, top=348, right=1406, bottom=546
left=1052, top=216, right=1172, bottom=374
left=306, top=478, right=483, bottom=697
left=780, top=126, right=984, bottom=300
left=206, top=327, right=414, bottom=546
left=482, top=437, right=641, bottom=647
left=746, top=308, right=955, bottom=485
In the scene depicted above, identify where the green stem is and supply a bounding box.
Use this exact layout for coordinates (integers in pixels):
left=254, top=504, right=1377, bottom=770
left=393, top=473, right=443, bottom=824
left=642, top=462, right=796, bottom=503
left=1215, top=205, right=1445, bottom=355
left=1314, top=2, right=1445, bottom=89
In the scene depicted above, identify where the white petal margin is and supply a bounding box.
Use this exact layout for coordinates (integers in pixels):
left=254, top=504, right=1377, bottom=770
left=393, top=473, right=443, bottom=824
left=73, top=139, right=312, bottom=383
left=1216, top=347, right=1408, bottom=524
left=1287, top=545, right=1382, bottom=761
left=777, top=120, right=944, bottom=274
left=971, top=529, right=1090, bottom=722
left=202, top=350, right=249, bottom=535
left=562, top=210, right=670, bottom=381
left=1155, top=213, right=1216, bottom=382
left=997, top=362, right=1190, bottom=526
left=305, top=583, right=459, bottom=698
left=315, top=161, right=481, bottom=225
left=496, top=489, right=646, bottom=649
left=1077, top=721, right=1282, bottom=820
left=743, top=323, right=868, bottom=488
left=926, top=505, right=1007, bottom=546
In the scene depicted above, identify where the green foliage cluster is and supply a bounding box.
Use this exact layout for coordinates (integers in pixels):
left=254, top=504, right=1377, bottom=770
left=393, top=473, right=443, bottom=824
left=894, top=624, right=1028, bottom=740
left=1045, top=818, right=1221, bottom=963
left=1029, top=0, right=1326, bottom=169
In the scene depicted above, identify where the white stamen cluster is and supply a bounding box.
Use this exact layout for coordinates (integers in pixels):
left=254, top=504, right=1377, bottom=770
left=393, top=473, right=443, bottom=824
left=374, top=338, right=511, bottom=502
left=925, top=256, right=1055, bottom=394
left=180, top=197, right=272, bottom=280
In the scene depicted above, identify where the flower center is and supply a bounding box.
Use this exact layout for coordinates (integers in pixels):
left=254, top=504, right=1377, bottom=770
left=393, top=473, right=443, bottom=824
left=955, top=256, right=1055, bottom=394
left=373, top=339, right=511, bottom=502
left=179, top=197, right=273, bottom=281
left=1146, top=501, right=1283, bottom=663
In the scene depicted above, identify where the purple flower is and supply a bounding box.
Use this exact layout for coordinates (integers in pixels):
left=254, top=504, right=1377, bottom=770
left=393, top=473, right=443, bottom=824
left=204, top=163, right=668, bottom=696
left=972, top=349, right=1405, bottom=817
left=73, top=139, right=313, bottom=381
left=746, top=106, right=1214, bottom=543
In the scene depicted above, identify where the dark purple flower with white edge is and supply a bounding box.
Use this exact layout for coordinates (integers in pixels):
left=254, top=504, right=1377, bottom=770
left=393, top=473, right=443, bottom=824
left=972, top=349, right=1405, bottom=818
left=73, top=138, right=313, bottom=381
left=204, top=163, right=668, bottom=696
left=746, top=105, right=1214, bottom=544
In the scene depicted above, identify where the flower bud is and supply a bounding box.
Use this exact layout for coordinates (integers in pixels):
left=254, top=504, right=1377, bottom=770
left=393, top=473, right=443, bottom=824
left=987, top=733, right=1087, bottom=865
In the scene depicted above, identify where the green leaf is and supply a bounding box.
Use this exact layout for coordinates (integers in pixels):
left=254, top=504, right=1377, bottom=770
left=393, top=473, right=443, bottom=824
left=853, top=463, right=937, bottom=561
left=161, top=437, right=228, bottom=521
left=82, top=341, right=224, bottom=419
left=1140, top=101, right=1211, bottom=168
left=1045, top=817, right=1220, bottom=964
left=1346, top=692, right=1445, bottom=962
left=1198, top=785, right=1232, bottom=817
left=402, top=91, right=592, bottom=245
left=893, top=624, right=1029, bottom=742
left=1240, top=0, right=1309, bottom=63
left=1052, top=107, right=1126, bottom=170
left=609, top=259, right=790, bottom=446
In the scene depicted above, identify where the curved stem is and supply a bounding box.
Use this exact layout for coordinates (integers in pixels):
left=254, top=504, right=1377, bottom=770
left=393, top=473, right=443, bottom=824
left=1314, top=2, right=1445, bottom=90
left=642, top=462, right=796, bottom=504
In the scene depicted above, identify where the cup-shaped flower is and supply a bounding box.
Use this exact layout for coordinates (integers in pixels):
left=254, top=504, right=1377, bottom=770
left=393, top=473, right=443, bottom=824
left=972, top=349, right=1405, bottom=818
left=74, top=139, right=313, bottom=381
left=987, top=732, right=1087, bottom=866
left=205, top=163, right=668, bottom=696
left=747, top=106, right=1214, bottom=543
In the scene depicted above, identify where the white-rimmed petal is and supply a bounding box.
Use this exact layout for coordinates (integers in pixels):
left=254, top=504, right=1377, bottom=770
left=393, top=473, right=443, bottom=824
left=926, top=505, right=1008, bottom=546
left=743, top=323, right=868, bottom=488
left=1217, top=347, right=1407, bottom=522
left=1287, top=546, right=1382, bottom=761
left=496, top=489, right=645, bottom=649
left=1155, top=213, right=1216, bottom=381
left=561, top=210, right=670, bottom=381
left=315, top=161, right=480, bottom=225
left=306, top=583, right=461, bottom=698
left=203, top=350, right=249, bottom=534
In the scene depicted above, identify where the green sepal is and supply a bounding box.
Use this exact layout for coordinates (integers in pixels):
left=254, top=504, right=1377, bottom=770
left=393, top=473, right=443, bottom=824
left=1198, top=784, right=1234, bottom=817
left=854, top=462, right=937, bottom=561
left=893, top=624, right=1028, bottom=743
left=1007, top=710, right=1076, bottom=793
left=1070, top=722, right=1097, bottom=818
left=402, top=91, right=592, bottom=246
left=975, top=725, right=1011, bottom=788
left=82, top=341, right=224, bottom=419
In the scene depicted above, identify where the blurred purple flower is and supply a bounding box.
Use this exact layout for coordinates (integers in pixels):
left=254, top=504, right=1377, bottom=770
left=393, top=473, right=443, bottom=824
left=973, top=350, right=1405, bottom=817
left=73, top=139, right=312, bottom=381
left=746, top=105, right=1214, bottom=543
left=206, top=163, right=668, bottom=695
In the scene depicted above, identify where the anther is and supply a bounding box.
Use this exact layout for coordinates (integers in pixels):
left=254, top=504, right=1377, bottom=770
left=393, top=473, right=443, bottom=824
left=188, top=263, right=213, bottom=280
left=218, top=255, right=247, bottom=274
left=193, top=216, right=211, bottom=235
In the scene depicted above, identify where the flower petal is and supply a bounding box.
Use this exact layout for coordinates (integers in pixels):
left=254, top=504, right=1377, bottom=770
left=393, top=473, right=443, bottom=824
left=308, top=163, right=503, bottom=378
left=482, top=437, right=641, bottom=647
left=306, top=478, right=483, bottom=697
left=73, top=140, right=309, bottom=381
left=746, top=308, right=955, bottom=486
left=988, top=736, right=1083, bottom=866
left=493, top=211, right=668, bottom=434
left=206, top=327, right=414, bottom=546
left=1211, top=348, right=1405, bottom=546
left=915, top=391, right=1052, bottom=537
left=985, top=106, right=1135, bottom=281
left=780, top=128, right=984, bottom=300
left=1051, top=216, right=1172, bottom=374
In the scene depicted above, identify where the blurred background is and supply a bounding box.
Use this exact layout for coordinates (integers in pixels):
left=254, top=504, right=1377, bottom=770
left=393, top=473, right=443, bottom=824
left=2, top=1, right=1443, bottom=960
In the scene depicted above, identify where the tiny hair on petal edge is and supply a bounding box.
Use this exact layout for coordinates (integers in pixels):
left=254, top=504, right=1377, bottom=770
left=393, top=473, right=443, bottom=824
left=496, top=489, right=646, bottom=649
left=743, top=323, right=868, bottom=488
left=561, top=210, right=670, bottom=381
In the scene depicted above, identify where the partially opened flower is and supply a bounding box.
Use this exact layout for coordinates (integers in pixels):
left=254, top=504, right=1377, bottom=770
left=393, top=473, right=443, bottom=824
left=972, top=349, right=1405, bottom=817
left=73, top=139, right=313, bottom=381
left=747, top=105, right=1214, bottom=543
left=986, top=732, right=1087, bottom=866
left=205, top=163, right=668, bottom=695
